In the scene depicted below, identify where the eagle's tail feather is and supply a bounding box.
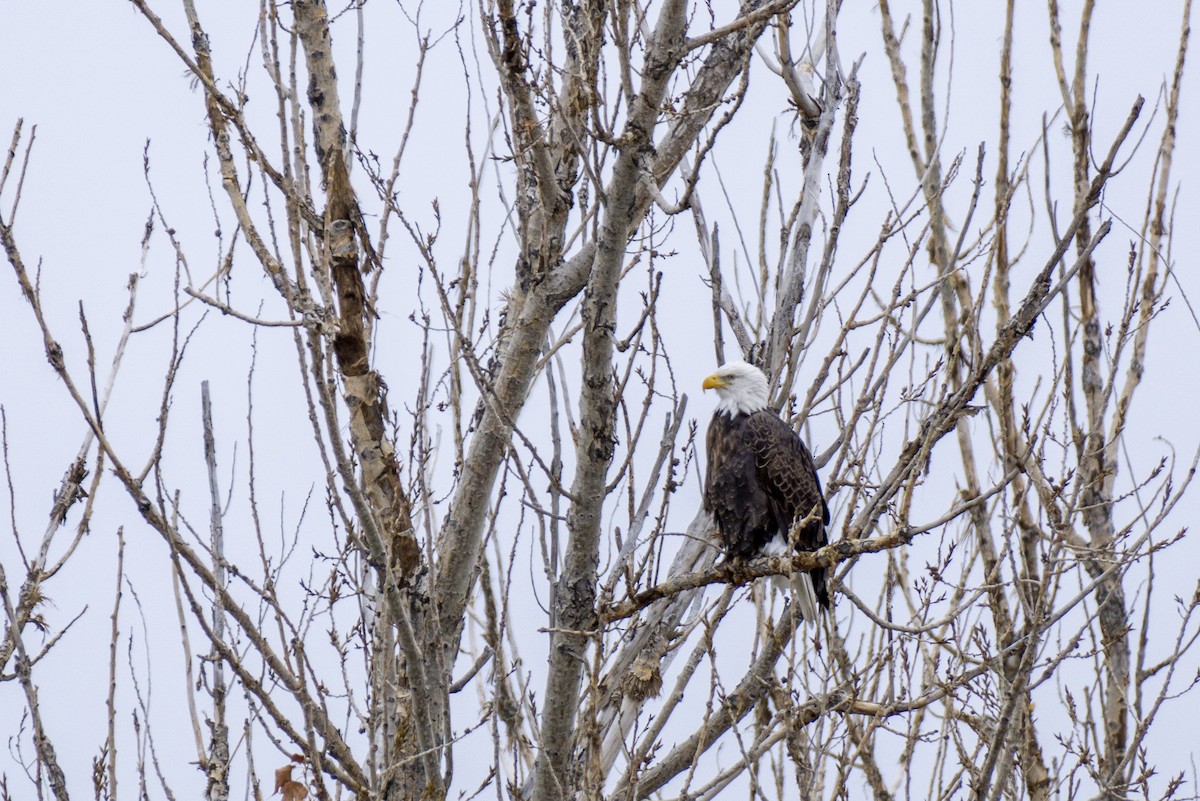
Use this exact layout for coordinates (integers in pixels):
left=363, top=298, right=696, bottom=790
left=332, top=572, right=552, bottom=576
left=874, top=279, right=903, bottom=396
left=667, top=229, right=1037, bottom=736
left=791, top=572, right=820, bottom=626
left=763, top=534, right=821, bottom=625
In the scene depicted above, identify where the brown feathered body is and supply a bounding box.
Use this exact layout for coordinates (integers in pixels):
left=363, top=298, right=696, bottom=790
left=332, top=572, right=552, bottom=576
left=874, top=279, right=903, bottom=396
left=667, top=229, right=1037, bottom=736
left=701, top=361, right=830, bottom=619
left=705, top=410, right=830, bottom=608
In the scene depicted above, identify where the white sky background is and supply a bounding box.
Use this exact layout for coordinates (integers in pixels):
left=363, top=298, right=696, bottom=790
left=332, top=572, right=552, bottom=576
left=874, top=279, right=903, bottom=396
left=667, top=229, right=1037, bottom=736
left=1, top=0, right=1199, bottom=798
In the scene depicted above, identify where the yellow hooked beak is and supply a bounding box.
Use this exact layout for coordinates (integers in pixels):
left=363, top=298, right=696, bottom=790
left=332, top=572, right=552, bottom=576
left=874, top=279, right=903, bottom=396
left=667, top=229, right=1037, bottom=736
left=702, top=373, right=726, bottom=391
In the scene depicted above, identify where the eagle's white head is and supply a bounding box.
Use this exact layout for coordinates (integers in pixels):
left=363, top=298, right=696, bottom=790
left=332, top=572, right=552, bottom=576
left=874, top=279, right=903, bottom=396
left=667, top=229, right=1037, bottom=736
left=702, top=361, right=770, bottom=416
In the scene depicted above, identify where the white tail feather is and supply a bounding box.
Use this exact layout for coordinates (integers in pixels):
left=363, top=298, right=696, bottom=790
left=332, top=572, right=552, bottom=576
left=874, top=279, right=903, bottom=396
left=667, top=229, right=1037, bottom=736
left=763, top=534, right=820, bottom=625
left=790, top=573, right=819, bottom=626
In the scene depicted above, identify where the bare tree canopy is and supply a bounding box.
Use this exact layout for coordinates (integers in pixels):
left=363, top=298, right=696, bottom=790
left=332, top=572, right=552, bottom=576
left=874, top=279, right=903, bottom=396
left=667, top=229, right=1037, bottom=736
left=2, top=1, right=1198, bottom=800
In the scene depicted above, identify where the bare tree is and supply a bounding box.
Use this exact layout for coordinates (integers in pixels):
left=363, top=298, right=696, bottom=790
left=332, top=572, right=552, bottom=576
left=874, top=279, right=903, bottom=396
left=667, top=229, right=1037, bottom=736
left=2, top=1, right=1197, bottom=800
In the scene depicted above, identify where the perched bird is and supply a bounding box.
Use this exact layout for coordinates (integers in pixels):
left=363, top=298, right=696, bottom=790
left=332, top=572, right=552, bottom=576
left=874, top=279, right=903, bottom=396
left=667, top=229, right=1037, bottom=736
left=702, top=361, right=830, bottom=622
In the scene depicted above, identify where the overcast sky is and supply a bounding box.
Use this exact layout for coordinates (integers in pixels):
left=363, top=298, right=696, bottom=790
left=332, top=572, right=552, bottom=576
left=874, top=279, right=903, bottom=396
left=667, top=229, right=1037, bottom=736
left=2, top=1, right=1198, bottom=797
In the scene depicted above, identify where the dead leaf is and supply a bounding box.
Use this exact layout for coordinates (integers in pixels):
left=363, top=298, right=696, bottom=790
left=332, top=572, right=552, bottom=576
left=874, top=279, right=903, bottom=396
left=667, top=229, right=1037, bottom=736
left=274, top=765, right=293, bottom=794
left=281, top=781, right=308, bottom=801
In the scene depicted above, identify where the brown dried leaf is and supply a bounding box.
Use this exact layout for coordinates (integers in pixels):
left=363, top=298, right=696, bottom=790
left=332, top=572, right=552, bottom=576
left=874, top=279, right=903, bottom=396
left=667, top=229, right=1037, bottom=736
left=274, top=765, right=293, bottom=794
left=281, top=781, right=308, bottom=801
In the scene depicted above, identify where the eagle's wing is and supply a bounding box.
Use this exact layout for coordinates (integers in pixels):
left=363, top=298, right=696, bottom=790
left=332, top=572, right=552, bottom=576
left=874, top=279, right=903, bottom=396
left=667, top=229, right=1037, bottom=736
left=745, top=410, right=831, bottom=619
left=744, top=411, right=829, bottom=550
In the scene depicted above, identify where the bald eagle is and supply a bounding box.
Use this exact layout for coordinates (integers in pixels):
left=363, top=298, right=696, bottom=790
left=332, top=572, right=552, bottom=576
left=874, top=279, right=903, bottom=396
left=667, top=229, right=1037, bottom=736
left=702, top=361, right=830, bottom=622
